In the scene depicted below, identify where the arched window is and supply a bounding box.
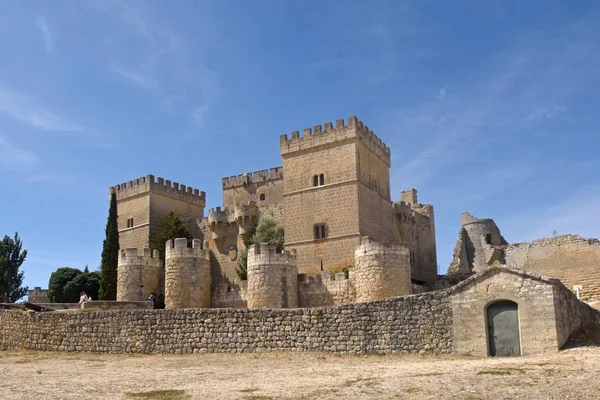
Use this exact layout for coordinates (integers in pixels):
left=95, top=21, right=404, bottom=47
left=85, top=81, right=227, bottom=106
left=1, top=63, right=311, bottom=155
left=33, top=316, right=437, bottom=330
left=314, top=224, right=328, bottom=239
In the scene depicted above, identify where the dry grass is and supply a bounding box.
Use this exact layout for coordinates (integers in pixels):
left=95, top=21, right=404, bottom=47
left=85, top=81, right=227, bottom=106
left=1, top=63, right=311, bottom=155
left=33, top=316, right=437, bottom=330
left=0, top=347, right=599, bottom=399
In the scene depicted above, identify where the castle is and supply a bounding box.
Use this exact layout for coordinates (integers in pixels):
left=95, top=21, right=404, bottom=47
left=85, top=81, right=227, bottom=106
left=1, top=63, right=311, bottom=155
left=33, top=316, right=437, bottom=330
left=110, top=116, right=600, bottom=311
left=112, top=116, right=436, bottom=309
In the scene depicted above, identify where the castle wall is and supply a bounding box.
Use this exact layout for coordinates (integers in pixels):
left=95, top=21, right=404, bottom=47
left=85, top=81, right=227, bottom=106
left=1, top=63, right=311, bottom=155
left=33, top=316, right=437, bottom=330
left=149, top=192, right=205, bottom=239
left=354, top=240, right=411, bottom=302
left=298, top=270, right=356, bottom=307
left=411, top=204, right=438, bottom=285
left=247, top=244, right=298, bottom=309
left=117, top=248, right=162, bottom=301
left=165, top=238, right=211, bottom=309
left=4, top=267, right=598, bottom=356
left=357, top=184, right=394, bottom=244
left=504, top=235, right=600, bottom=305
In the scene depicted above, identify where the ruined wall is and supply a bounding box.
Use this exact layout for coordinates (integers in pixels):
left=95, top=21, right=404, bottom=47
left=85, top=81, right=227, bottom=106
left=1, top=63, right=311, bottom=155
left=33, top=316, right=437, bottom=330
left=504, top=235, right=600, bottom=304
left=165, top=238, right=211, bottom=309
left=247, top=244, right=298, bottom=309
left=117, top=248, right=162, bottom=301
left=553, top=280, right=600, bottom=347
left=0, top=291, right=452, bottom=355
left=354, top=239, right=411, bottom=302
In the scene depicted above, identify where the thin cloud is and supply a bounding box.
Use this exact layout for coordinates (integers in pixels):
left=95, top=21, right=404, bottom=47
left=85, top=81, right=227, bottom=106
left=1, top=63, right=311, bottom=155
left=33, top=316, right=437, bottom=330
left=0, top=89, right=86, bottom=133
left=437, top=86, right=447, bottom=100
left=110, top=64, right=157, bottom=90
left=0, top=137, right=37, bottom=172
left=35, top=16, right=54, bottom=55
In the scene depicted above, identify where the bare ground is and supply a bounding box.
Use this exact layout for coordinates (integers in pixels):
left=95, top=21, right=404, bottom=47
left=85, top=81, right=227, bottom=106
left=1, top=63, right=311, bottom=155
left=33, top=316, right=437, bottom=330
left=0, top=346, right=598, bottom=400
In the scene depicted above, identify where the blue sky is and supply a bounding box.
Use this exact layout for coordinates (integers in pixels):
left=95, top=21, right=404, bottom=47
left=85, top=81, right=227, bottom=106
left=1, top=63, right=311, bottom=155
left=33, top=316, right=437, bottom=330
left=1, top=1, right=599, bottom=290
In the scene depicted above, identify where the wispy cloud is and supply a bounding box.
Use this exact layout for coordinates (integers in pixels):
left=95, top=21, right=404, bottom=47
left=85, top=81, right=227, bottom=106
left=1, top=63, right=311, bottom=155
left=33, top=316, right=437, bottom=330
left=110, top=64, right=156, bottom=90
left=437, top=86, right=447, bottom=100
left=190, top=103, right=210, bottom=129
left=0, top=89, right=85, bottom=133
left=35, top=16, right=54, bottom=56
left=0, top=137, right=37, bottom=172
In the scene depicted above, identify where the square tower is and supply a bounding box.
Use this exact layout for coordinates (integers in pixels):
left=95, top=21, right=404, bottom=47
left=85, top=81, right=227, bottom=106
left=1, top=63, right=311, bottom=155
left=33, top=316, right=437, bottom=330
left=110, top=175, right=206, bottom=250
left=280, top=116, right=394, bottom=273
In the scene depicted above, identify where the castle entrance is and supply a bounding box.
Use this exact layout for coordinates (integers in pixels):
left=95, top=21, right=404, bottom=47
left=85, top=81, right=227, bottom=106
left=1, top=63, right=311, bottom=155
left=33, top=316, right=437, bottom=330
left=487, top=300, right=521, bottom=356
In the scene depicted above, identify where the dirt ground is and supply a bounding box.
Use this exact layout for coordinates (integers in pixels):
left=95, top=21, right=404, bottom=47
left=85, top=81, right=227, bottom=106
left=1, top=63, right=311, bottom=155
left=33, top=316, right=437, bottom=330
left=0, top=346, right=598, bottom=400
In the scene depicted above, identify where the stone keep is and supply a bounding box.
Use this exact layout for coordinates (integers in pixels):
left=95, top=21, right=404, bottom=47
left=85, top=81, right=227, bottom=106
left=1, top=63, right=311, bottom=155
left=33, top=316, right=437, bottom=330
left=117, top=248, right=162, bottom=301
left=165, top=238, right=210, bottom=309
left=247, top=243, right=298, bottom=309
left=354, top=238, right=411, bottom=302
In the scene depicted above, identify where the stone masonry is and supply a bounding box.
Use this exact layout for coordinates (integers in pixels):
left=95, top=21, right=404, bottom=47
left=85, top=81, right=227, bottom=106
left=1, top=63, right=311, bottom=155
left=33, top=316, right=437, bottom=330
left=354, top=238, right=411, bottom=302
left=246, top=244, right=298, bottom=309
left=448, top=212, right=600, bottom=307
left=165, top=238, right=211, bottom=309
left=3, top=267, right=598, bottom=356
left=117, top=248, right=162, bottom=301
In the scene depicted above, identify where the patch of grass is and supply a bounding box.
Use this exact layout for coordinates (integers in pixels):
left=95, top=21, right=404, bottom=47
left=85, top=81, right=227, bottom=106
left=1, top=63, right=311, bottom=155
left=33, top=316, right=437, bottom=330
left=411, top=372, right=444, bottom=377
left=239, top=388, right=260, bottom=393
left=125, top=389, right=189, bottom=399
left=242, top=396, right=274, bottom=400
left=477, top=368, right=525, bottom=376
left=14, top=359, right=34, bottom=364
left=343, top=377, right=379, bottom=387
left=405, top=387, right=423, bottom=393
left=461, top=397, right=485, bottom=400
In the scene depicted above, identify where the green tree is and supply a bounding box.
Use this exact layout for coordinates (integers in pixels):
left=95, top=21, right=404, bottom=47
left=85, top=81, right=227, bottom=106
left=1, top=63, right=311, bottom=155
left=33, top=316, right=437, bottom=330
left=48, top=266, right=101, bottom=303
left=149, top=211, right=192, bottom=259
left=99, top=191, right=119, bottom=300
left=236, top=216, right=284, bottom=281
left=48, top=267, right=82, bottom=303
left=0, top=232, right=29, bottom=302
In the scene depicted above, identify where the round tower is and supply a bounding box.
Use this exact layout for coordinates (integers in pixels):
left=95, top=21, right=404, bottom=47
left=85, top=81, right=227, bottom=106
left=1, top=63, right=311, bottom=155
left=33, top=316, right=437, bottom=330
left=247, top=243, right=298, bottom=309
left=354, top=237, right=411, bottom=302
left=164, top=238, right=210, bottom=309
left=460, top=212, right=506, bottom=273
left=117, top=248, right=162, bottom=301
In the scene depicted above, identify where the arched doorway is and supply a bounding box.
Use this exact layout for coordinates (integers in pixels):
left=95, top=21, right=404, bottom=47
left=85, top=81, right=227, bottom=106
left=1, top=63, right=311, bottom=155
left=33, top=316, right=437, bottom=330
left=487, top=300, right=521, bottom=356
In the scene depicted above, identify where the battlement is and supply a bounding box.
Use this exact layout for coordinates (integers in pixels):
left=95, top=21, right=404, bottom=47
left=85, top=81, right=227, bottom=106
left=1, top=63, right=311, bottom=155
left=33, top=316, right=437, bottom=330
left=279, top=116, right=391, bottom=166
left=118, top=247, right=161, bottom=262
left=208, top=206, right=232, bottom=225
left=110, top=174, right=206, bottom=206
left=234, top=201, right=258, bottom=220
left=460, top=212, right=492, bottom=226
left=165, top=238, right=209, bottom=259
left=248, top=243, right=296, bottom=265
left=222, top=167, right=283, bottom=189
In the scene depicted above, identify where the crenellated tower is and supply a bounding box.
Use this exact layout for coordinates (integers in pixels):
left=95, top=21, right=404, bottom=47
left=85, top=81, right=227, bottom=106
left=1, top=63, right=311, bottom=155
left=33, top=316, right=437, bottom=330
left=117, top=247, right=162, bottom=301
left=164, top=238, right=211, bottom=309
left=247, top=243, right=298, bottom=309
left=280, top=116, right=395, bottom=274
left=110, top=175, right=206, bottom=251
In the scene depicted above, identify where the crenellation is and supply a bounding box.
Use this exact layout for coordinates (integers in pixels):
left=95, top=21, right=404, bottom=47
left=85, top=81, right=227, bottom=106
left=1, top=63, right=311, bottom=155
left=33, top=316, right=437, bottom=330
left=280, top=116, right=390, bottom=166
left=222, top=166, right=284, bottom=188
left=110, top=174, right=205, bottom=205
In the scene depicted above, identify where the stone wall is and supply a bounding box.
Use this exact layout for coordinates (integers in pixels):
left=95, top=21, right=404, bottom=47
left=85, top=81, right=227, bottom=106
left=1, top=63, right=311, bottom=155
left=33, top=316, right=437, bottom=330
left=27, top=287, right=50, bottom=304
left=504, top=235, right=600, bottom=305
left=298, top=270, right=356, bottom=307
left=0, top=291, right=452, bottom=355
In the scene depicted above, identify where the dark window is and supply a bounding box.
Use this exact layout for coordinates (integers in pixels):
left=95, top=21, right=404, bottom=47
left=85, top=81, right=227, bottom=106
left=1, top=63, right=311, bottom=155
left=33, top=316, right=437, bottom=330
left=259, top=193, right=266, bottom=201
left=126, top=218, right=134, bottom=228
left=313, top=174, right=325, bottom=187
left=314, top=224, right=327, bottom=239
left=313, top=175, right=319, bottom=187
left=319, top=173, right=325, bottom=185
left=485, top=234, right=492, bottom=245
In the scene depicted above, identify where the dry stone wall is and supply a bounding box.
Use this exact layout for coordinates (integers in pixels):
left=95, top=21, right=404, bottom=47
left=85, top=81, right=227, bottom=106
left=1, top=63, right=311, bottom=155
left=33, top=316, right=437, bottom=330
left=0, top=291, right=452, bottom=355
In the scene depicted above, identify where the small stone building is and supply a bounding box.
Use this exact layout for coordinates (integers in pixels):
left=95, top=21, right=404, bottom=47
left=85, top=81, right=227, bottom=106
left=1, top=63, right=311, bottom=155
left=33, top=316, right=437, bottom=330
left=449, top=265, right=598, bottom=356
